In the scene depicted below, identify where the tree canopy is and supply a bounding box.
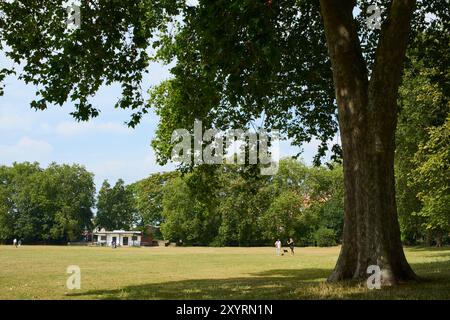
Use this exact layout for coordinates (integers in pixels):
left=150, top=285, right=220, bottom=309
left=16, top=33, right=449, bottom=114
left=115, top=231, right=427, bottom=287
left=156, top=159, right=344, bottom=246
left=96, top=179, right=137, bottom=230
left=395, top=29, right=450, bottom=245
left=0, top=162, right=95, bottom=242
left=0, top=1, right=447, bottom=162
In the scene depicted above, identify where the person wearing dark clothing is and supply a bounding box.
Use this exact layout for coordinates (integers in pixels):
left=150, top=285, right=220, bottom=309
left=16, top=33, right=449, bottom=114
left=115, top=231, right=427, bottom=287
left=287, top=238, right=295, bottom=256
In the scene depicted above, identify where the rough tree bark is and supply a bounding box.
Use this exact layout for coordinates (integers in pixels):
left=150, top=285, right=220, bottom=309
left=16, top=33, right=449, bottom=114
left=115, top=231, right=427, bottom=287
left=319, top=0, right=418, bottom=284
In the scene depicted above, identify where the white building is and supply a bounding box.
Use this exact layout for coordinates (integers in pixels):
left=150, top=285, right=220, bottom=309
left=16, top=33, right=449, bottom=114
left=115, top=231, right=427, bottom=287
left=93, top=228, right=142, bottom=247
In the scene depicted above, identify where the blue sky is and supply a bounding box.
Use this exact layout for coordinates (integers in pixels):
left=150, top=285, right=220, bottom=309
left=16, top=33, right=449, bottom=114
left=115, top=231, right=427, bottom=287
left=0, top=53, right=330, bottom=190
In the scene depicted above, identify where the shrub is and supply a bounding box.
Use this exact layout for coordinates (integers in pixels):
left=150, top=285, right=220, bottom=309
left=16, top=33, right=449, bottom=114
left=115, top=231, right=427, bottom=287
left=314, top=227, right=336, bottom=247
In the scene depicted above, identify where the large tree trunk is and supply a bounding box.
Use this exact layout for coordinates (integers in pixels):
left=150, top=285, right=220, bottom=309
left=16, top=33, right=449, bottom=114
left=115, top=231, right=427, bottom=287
left=319, top=0, right=418, bottom=285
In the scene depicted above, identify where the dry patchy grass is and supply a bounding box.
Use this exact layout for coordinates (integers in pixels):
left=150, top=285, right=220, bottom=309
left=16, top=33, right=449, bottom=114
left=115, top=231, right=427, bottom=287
left=0, top=245, right=449, bottom=300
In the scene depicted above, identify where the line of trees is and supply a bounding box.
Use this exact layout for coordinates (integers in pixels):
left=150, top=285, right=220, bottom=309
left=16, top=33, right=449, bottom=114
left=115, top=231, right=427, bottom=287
left=131, top=156, right=448, bottom=247
left=2, top=45, right=449, bottom=246
left=95, top=179, right=137, bottom=231
left=0, top=152, right=448, bottom=246
left=0, top=159, right=344, bottom=246
left=133, top=160, right=345, bottom=247
left=395, top=30, right=450, bottom=246
left=0, top=162, right=95, bottom=243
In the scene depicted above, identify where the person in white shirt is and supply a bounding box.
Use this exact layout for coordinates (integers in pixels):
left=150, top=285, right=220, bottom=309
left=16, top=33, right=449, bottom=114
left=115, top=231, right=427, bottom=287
left=13, top=238, right=17, bottom=247
left=274, top=239, right=282, bottom=256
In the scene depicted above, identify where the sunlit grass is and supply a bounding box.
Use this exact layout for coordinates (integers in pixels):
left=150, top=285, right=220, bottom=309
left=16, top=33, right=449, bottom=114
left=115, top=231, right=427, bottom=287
left=0, top=245, right=448, bottom=299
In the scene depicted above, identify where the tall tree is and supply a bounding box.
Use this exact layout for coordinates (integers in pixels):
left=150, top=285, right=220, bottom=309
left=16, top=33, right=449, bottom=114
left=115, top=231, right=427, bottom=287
left=1, top=1, right=448, bottom=284
left=409, top=117, right=450, bottom=246
left=45, top=163, right=95, bottom=241
left=160, top=166, right=222, bottom=244
left=260, top=189, right=315, bottom=244
left=131, top=171, right=179, bottom=227
left=215, top=166, right=269, bottom=246
left=395, top=30, right=450, bottom=244
left=0, top=162, right=43, bottom=242
left=96, top=179, right=137, bottom=230
left=317, top=0, right=418, bottom=283
left=0, top=162, right=95, bottom=242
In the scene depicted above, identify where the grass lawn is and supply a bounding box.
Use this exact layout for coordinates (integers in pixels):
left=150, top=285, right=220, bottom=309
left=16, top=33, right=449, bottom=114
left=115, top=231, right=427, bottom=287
left=0, top=245, right=449, bottom=300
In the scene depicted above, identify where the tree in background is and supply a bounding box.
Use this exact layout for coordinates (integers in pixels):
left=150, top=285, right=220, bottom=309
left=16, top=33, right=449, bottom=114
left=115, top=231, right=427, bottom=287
left=0, top=162, right=43, bottom=242
left=160, top=166, right=222, bottom=245
left=259, top=159, right=314, bottom=245
left=95, top=179, right=137, bottom=230
left=45, top=163, right=96, bottom=241
left=0, top=167, right=13, bottom=240
left=307, top=166, right=345, bottom=245
left=157, top=159, right=344, bottom=247
left=260, top=190, right=315, bottom=246
left=395, top=30, right=450, bottom=245
left=0, top=162, right=95, bottom=242
left=409, top=118, right=450, bottom=246
left=160, top=175, right=207, bottom=244
left=259, top=160, right=344, bottom=246
left=131, top=171, right=179, bottom=228
left=215, top=166, right=269, bottom=246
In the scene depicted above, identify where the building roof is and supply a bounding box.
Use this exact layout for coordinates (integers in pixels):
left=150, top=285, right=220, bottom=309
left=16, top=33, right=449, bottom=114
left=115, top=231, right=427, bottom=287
left=93, top=230, right=142, bottom=235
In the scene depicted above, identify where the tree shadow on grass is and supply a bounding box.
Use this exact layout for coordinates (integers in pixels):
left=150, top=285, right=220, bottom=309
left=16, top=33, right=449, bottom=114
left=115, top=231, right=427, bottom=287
left=67, top=260, right=450, bottom=300
left=67, top=268, right=333, bottom=300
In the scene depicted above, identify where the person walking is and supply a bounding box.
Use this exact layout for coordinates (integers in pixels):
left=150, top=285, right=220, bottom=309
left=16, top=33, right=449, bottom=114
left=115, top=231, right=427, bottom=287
left=274, top=239, right=282, bottom=256
left=287, top=238, right=295, bottom=256
left=13, top=238, right=17, bottom=247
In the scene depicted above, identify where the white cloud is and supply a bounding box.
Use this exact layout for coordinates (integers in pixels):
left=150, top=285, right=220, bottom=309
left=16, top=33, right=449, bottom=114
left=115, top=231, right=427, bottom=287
left=0, top=136, right=53, bottom=164
left=0, top=113, right=33, bottom=132
left=55, top=121, right=130, bottom=136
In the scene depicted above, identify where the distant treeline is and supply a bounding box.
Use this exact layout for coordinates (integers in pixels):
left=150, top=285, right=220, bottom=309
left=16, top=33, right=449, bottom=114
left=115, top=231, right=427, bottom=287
left=0, top=159, right=344, bottom=246
left=0, top=162, right=95, bottom=243
left=131, top=160, right=345, bottom=247
left=1, top=153, right=448, bottom=246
